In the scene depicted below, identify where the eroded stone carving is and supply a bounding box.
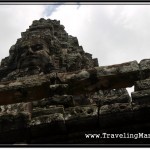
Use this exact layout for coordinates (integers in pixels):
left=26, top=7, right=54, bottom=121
left=0, top=18, right=137, bottom=144
left=0, top=18, right=98, bottom=82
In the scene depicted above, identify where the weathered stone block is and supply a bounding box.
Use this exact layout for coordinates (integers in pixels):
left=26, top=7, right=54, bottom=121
left=32, top=95, right=75, bottom=108
left=131, top=89, right=150, bottom=122
left=0, top=102, right=32, bottom=114
left=99, top=103, right=133, bottom=129
left=32, top=106, right=64, bottom=118
left=100, top=94, right=130, bottom=105
left=0, top=74, right=51, bottom=105
left=30, top=113, right=66, bottom=137
left=0, top=112, right=30, bottom=133
left=131, top=89, right=150, bottom=124
left=131, top=89, right=150, bottom=105
left=97, top=61, right=139, bottom=75
left=100, top=103, right=131, bottom=115
left=139, top=59, right=150, bottom=79
left=49, top=95, right=75, bottom=107
left=64, top=105, right=98, bottom=132
left=134, top=79, right=150, bottom=91
left=0, top=101, right=30, bottom=143
left=95, top=61, right=139, bottom=89
left=132, top=103, right=150, bottom=124
left=58, top=61, right=140, bottom=94
left=93, top=89, right=131, bottom=106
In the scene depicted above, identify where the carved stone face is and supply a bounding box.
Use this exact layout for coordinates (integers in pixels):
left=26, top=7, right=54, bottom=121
left=17, top=38, right=52, bottom=73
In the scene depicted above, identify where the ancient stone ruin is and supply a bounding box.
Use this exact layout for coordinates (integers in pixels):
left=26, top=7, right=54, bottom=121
left=0, top=18, right=150, bottom=145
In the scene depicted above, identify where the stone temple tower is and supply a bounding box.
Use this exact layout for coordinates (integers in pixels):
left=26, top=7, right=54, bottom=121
left=0, top=18, right=133, bottom=144
left=0, top=18, right=98, bottom=81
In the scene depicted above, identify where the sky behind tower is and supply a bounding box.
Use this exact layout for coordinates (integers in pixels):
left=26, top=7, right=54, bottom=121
left=0, top=4, right=150, bottom=68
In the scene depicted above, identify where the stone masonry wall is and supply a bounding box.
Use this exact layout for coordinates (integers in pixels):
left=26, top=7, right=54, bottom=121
left=0, top=59, right=149, bottom=144
left=0, top=18, right=150, bottom=144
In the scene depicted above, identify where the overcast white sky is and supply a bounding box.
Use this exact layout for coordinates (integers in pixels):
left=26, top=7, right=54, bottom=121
left=1, top=4, right=150, bottom=67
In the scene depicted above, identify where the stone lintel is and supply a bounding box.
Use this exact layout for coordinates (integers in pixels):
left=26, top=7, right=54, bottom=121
left=0, top=61, right=140, bottom=105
